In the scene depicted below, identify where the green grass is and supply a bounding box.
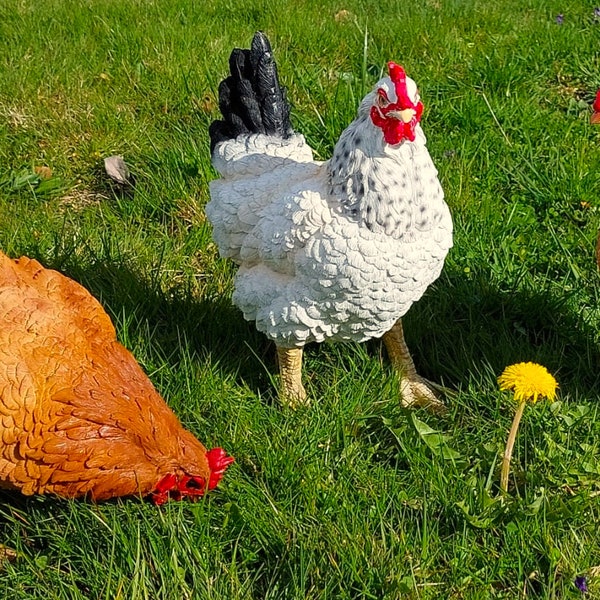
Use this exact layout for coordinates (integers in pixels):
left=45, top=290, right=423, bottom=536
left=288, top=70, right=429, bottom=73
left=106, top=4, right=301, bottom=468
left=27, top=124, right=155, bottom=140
left=1, top=0, right=600, bottom=597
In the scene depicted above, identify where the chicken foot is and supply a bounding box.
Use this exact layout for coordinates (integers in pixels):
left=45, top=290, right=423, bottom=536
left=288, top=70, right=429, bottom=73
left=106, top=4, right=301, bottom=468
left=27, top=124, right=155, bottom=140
left=276, top=346, right=308, bottom=407
left=382, top=319, right=446, bottom=414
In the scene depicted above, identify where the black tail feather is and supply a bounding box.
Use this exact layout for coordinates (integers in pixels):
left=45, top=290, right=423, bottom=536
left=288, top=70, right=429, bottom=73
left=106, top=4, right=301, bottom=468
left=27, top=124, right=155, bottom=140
left=209, top=32, right=294, bottom=152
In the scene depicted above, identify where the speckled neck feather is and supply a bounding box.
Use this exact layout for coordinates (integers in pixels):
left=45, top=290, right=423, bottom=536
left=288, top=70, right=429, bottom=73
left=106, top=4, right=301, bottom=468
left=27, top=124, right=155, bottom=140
left=327, top=112, right=430, bottom=239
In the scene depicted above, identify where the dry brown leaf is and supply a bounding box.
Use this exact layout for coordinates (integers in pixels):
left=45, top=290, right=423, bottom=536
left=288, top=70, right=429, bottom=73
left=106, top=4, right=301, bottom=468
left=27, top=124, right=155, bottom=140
left=34, top=166, right=53, bottom=180
left=0, top=545, right=18, bottom=564
left=104, top=155, right=133, bottom=187
left=334, top=9, right=353, bottom=22
left=195, top=95, right=217, bottom=113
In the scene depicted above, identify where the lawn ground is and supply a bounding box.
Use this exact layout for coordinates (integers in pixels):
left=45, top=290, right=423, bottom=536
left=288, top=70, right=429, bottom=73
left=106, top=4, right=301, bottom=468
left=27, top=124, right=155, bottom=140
left=1, top=0, right=600, bottom=597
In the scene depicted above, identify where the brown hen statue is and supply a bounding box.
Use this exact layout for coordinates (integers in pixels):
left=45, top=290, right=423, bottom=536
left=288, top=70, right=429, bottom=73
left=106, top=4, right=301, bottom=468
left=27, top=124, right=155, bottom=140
left=0, top=252, right=233, bottom=504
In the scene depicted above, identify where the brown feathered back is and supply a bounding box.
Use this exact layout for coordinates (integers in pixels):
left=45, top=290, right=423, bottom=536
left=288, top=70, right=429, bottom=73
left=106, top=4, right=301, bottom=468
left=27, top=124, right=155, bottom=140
left=0, top=252, right=216, bottom=501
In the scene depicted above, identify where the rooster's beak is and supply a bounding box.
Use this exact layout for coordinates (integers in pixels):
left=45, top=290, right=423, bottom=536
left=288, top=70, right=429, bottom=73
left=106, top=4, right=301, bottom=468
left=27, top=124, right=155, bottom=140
left=388, top=108, right=417, bottom=124
left=591, top=111, right=600, bottom=125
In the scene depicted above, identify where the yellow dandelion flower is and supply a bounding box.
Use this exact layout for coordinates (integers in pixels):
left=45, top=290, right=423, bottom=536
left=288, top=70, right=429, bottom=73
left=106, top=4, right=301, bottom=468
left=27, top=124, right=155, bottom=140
left=497, top=362, right=558, bottom=403
left=498, top=362, right=558, bottom=493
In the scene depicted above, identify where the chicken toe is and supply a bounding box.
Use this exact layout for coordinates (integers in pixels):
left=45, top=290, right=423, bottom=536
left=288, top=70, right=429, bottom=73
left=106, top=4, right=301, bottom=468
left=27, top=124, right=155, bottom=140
left=382, top=319, right=446, bottom=414
left=399, top=375, right=447, bottom=415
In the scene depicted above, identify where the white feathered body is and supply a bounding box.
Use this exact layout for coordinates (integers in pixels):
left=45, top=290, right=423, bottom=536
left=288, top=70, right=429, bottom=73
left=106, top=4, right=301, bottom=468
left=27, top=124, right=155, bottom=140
left=207, top=97, right=452, bottom=348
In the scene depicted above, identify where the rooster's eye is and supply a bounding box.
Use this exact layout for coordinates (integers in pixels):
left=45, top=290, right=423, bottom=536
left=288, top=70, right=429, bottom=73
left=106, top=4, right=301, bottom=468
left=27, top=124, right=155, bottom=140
left=376, top=93, right=389, bottom=108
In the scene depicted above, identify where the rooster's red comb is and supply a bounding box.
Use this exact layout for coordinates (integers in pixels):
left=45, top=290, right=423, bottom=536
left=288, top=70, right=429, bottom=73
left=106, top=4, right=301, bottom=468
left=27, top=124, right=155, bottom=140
left=387, top=62, right=414, bottom=109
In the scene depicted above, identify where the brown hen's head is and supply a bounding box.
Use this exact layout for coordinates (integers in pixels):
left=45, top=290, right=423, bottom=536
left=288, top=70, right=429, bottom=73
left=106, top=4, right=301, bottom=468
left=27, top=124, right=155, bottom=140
left=591, top=89, right=600, bottom=125
left=370, top=62, right=424, bottom=145
left=150, top=447, right=234, bottom=506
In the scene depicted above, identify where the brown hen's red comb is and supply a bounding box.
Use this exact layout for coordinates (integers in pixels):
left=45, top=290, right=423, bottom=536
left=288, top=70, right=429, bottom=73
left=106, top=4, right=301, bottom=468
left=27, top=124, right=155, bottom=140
left=206, top=447, right=235, bottom=490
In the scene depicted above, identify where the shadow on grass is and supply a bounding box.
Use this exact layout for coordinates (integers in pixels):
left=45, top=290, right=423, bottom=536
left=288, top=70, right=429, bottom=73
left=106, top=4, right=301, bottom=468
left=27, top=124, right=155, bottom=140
left=48, top=253, right=278, bottom=399
left=406, top=263, right=600, bottom=402
left=30, top=251, right=600, bottom=405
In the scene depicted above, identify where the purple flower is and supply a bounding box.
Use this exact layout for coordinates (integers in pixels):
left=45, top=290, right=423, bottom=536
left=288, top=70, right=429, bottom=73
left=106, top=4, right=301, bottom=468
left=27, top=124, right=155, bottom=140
left=575, top=576, right=588, bottom=594
left=556, top=14, right=564, bottom=25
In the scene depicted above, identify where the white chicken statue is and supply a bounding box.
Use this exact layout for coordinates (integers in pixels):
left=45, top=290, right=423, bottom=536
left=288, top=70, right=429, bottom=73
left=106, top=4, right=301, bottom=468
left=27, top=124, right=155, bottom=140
left=207, top=32, right=452, bottom=410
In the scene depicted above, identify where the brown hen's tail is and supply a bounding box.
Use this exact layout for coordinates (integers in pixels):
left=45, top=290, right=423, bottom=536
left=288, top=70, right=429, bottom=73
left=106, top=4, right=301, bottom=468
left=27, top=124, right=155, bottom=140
left=209, top=31, right=294, bottom=152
